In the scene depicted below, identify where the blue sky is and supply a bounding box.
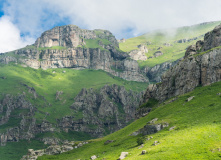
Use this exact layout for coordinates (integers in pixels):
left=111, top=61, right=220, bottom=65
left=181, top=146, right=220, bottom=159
left=0, top=0, right=221, bottom=52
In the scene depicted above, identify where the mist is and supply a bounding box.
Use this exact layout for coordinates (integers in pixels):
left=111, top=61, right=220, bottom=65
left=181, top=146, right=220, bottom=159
left=0, top=0, right=221, bottom=52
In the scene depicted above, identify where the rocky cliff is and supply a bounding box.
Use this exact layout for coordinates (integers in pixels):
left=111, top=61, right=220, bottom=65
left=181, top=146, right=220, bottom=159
left=141, top=24, right=221, bottom=104
left=142, top=59, right=181, bottom=82
left=58, top=84, right=143, bottom=137
left=0, top=84, right=143, bottom=146
left=0, top=25, right=148, bottom=82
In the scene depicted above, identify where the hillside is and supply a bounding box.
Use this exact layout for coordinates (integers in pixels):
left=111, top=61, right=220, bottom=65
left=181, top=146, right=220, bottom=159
left=37, top=78, right=221, bottom=160
left=34, top=23, right=221, bottom=160
left=120, top=21, right=221, bottom=68
left=0, top=63, right=148, bottom=160
left=0, top=25, right=150, bottom=160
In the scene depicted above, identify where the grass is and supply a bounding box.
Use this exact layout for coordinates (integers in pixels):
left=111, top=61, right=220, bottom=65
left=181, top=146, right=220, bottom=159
left=193, top=46, right=221, bottom=57
left=0, top=63, right=148, bottom=160
left=83, top=38, right=111, bottom=51
left=0, top=63, right=148, bottom=125
left=37, top=46, right=67, bottom=51
left=38, top=80, right=221, bottom=160
left=120, top=21, right=221, bottom=68
left=0, top=140, right=47, bottom=160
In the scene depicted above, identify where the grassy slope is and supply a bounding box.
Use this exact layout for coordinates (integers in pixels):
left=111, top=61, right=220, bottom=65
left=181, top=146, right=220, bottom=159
left=0, top=63, right=148, bottom=125
left=120, top=21, right=221, bottom=68
left=39, top=80, right=221, bottom=160
left=0, top=63, right=148, bottom=160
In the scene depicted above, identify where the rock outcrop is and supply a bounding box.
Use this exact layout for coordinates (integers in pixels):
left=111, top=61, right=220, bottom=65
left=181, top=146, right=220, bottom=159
left=174, top=34, right=204, bottom=43
left=131, top=118, right=169, bottom=136
left=0, top=25, right=148, bottom=82
left=129, top=44, right=148, bottom=61
left=153, top=51, right=163, bottom=58
left=58, top=84, right=143, bottom=137
left=0, top=84, right=143, bottom=145
left=21, top=141, right=88, bottom=160
left=145, top=59, right=181, bottom=82
left=141, top=24, right=221, bottom=104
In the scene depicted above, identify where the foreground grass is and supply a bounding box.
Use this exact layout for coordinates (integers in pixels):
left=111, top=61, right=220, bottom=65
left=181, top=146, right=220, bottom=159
left=0, top=140, right=47, bottom=160
left=39, top=80, right=221, bottom=160
left=120, top=21, right=221, bottom=68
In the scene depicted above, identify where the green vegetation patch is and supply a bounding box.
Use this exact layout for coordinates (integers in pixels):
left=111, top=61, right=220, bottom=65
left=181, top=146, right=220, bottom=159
left=38, top=80, right=221, bottom=160
left=120, top=21, right=221, bottom=68
left=0, top=64, right=148, bottom=124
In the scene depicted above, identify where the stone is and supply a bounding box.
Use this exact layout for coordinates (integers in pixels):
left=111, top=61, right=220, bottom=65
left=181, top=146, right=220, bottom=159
left=129, top=44, right=148, bottom=61
left=169, top=126, right=176, bottom=131
left=141, top=150, right=146, bottom=154
left=154, top=51, right=163, bottom=57
left=133, top=119, right=169, bottom=136
left=163, top=43, right=173, bottom=47
left=148, top=118, right=158, bottom=124
left=118, top=38, right=126, bottom=43
left=91, top=155, right=97, bottom=160
left=187, top=96, right=195, bottom=102
left=152, top=141, right=160, bottom=146
left=104, top=140, right=114, bottom=145
left=56, top=91, right=63, bottom=100
left=62, top=70, right=66, bottom=73
left=138, top=144, right=144, bottom=149
left=118, top=152, right=128, bottom=160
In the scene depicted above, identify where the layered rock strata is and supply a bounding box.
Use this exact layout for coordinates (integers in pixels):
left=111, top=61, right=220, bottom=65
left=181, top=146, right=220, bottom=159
left=0, top=25, right=148, bottom=82
left=141, top=24, right=221, bottom=104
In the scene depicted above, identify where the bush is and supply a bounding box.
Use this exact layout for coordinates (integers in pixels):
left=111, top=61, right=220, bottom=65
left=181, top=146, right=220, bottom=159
left=137, top=137, right=145, bottom=145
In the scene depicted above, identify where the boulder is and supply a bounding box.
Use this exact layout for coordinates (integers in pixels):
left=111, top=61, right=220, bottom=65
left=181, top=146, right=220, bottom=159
left=91, top=155, right=97, bottom=160
left=186, top=96, right=195, bottom=102
left=118, top=152, right=129, bottom=160
left=154, top=51, right=163, bottom=57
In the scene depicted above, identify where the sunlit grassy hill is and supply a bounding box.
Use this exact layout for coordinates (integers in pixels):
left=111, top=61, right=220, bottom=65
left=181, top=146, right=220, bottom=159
left=120, top=21, right=221, bottom=68
left=0, top=63, right=148, bottom=160
left=39, top=80, right=221, bottom=160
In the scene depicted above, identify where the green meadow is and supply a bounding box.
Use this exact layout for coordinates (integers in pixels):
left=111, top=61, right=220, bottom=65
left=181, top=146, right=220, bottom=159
left=38, top=80, right=221, bottom=160
left=120, top=21, right=221, bottom=68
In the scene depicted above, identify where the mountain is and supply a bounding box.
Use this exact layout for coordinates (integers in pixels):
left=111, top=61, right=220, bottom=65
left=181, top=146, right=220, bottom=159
left=23, top=23, right=221, bottom=160
left=0, top=26, right=150, bottom=160
left=0, top=25, right=147, bottom=82
left=1, top=21, right=221, bottom=160
left=120, top=21, right=221, bottom=82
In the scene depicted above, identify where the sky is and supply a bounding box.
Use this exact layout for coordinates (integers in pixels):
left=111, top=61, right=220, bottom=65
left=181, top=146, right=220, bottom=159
left=0, top=0, right=221, bottom=53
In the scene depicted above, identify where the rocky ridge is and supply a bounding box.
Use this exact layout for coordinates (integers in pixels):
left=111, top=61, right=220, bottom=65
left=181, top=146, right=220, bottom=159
left=0, top=25, right=148, bottom=82
left=0, top=84, right=143, bottom=146
left=58, top=84, right=143, bottom=137
left=141, top=24, right=221, bottom=104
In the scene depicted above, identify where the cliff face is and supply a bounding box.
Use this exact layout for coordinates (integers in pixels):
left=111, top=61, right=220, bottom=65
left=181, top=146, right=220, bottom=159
left=143, top=59, right=181, bottom=83
left=34, top=25, right=119, bottom=49
left=58, top=85, right=143, bottom=137
left=141, top=24, right=221, bottom=104
left=0, top=84, right=143, bottom=145
left=0, top=25, right=148, bottom=82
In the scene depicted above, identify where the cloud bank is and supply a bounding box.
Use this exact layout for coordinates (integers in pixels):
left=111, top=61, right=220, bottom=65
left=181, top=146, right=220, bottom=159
left=0, top=16, right=34, bottom=53
left=1, top=0, right=221, bottom=52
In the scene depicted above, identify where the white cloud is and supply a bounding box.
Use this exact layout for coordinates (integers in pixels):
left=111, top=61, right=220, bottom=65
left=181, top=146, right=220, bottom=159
left=1, top=0, right=221, bottom=52
left=0, top=16, right=35, bottom=53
